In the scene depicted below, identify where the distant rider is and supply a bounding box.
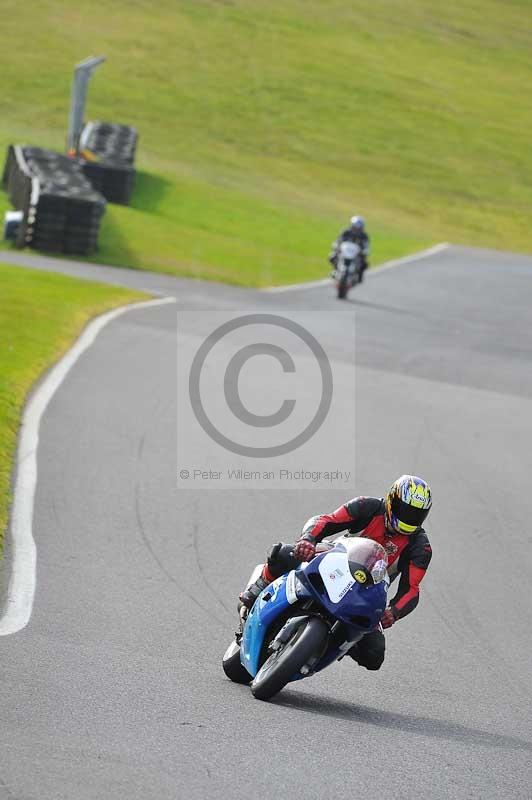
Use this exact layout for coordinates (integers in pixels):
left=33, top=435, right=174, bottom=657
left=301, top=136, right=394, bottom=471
left=330, top=215, right=370, bottom=280
left=239, top=475, right=432, bottom=671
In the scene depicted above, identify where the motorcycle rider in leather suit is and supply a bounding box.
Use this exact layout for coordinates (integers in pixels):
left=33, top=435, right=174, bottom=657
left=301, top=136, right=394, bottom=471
left=239, top=475, right=432, bottom=670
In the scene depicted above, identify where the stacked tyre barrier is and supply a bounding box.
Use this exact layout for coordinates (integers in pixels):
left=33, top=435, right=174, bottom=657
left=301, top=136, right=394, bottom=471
left=2, top=146, right=33, bottom=247
left=2, top=145, right=105, bottom=254
left=78, top=121, right=137, bottom=205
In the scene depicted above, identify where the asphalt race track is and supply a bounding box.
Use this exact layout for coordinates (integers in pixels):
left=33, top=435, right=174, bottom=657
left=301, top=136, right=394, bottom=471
left=1, top=246, right=531, bottom=799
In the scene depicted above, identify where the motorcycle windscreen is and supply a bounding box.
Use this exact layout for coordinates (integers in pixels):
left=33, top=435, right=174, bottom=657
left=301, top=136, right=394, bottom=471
left=299, top=546, right=388, bottom=631
left=339, top=241, right=360, bottom=259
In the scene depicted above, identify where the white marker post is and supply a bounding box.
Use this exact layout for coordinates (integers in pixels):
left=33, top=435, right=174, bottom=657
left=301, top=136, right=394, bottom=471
left=67, top=55, right=106, bottom=155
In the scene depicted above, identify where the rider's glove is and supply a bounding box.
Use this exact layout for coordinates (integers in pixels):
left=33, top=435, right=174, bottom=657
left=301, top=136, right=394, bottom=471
left=293, top=538, right=316, bottom=562
left=380, top=606, right=397, bottom=629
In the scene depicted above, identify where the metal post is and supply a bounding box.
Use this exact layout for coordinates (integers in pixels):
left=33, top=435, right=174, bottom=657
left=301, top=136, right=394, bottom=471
left=67, top=55, right=106, bottom=154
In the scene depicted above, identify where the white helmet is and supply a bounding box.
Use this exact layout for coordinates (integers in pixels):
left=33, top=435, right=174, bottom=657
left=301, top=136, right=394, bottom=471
left=350, top=216, right=365, bottom=230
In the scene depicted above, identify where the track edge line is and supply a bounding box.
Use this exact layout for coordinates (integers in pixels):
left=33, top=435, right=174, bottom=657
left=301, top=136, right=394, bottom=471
left=0, top=296, right=176, bottom=636
left=260, top=242, right=451, bottom=292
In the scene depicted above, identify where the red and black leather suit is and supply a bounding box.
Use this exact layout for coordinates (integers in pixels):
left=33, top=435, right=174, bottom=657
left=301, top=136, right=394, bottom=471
left=262, top=496, right=432, bottom=670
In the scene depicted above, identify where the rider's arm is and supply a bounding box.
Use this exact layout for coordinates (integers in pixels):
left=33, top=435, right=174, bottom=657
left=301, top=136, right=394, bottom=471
left=300, top=497, right=382, bottom=544
left=390, top=532, right=432, bottom=619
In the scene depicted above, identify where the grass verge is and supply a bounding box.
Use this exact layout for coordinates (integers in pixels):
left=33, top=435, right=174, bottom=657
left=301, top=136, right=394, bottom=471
left=1, top=1, right=531, bottom=284
left=0, top=263, right=146, bottom=551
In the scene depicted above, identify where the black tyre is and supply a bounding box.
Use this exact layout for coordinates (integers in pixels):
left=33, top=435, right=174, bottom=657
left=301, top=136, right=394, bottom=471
left=251, top=617, right=328, bottom=701
left=337, top=274, right=349, bottom=299
left=222, top=640, right=252, bottom=685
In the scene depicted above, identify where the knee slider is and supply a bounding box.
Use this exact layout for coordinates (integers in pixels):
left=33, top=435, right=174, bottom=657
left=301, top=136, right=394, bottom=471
left=357, top=647, right=385, bottom=670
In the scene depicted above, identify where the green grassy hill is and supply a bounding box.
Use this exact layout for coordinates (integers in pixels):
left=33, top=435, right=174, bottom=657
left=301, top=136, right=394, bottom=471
left=1, top=0, right=531, bottom=285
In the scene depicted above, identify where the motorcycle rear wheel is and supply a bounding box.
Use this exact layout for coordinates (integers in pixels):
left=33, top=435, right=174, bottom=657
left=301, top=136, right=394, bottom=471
left=250, top=617, right=329, bottom=701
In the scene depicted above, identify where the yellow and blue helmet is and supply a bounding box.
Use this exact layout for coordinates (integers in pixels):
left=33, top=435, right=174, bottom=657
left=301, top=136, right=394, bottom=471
left=385, top=475, right=432, bottom=535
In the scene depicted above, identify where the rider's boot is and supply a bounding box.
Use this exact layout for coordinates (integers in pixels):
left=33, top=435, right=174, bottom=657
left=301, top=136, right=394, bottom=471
left=238, top=574, right=269, bottom=611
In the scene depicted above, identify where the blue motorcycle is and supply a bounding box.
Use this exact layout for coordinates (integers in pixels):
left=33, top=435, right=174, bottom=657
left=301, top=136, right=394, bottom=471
left=223, top=536, right=389, bottom=700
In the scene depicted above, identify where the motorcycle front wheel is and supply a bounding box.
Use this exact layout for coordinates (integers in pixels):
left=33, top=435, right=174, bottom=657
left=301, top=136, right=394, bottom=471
left=222, top=639, right=252, bottom=684
left=337, top=273, right=349, bottom=299
left=250, top=617, right=329, bottom=701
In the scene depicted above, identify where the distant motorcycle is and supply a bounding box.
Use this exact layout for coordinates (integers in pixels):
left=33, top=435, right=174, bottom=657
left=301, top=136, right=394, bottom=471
left=333, top=240, right=362, bottom=299
left=222, top=536, right=389, bottom=701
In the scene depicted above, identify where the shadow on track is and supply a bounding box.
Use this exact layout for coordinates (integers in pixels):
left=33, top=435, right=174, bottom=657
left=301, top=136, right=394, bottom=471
left=272, top=690, right=532, bottom=752
left=344, top=296, right=413, bottom=316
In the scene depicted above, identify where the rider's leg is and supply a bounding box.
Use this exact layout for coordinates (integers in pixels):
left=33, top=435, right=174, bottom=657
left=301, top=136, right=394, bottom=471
left=348, top=629, right=385, bottom=670
left=239, top=543, right=299, bottom=609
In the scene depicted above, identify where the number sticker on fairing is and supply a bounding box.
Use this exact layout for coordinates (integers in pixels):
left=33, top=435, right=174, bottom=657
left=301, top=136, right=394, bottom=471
left=318, top=551, right=354, bottom=603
